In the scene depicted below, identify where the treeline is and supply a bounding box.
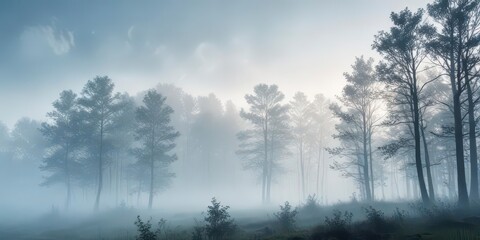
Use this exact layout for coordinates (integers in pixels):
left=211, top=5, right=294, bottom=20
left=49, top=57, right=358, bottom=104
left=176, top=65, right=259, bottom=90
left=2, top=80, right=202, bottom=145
left=329, top=0, right=480, bottom=208
left=1, top=0, right=479, bottom=211
left=0, top=76, right=334, bottom=210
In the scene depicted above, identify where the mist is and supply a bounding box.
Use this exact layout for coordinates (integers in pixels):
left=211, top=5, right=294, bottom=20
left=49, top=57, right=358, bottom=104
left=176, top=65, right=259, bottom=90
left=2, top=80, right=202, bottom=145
left=2, top=0, right=480, bottom=240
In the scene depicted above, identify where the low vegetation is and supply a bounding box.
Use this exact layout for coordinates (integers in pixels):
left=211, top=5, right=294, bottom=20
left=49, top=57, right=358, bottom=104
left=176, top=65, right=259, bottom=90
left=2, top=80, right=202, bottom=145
left=131, top=199, right=480, bottom=240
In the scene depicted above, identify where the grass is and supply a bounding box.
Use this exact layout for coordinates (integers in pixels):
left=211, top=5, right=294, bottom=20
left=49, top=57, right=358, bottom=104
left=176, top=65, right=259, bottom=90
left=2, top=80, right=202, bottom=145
left=3, top=200, right=480, bottom=239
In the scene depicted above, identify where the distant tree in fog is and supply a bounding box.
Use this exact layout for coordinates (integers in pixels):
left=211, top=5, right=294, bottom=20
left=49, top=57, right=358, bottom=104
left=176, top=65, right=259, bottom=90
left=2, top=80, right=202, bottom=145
left=308, top=94, right=332, bottom=201
left=108, top=92, right=137, bottom=206
left=77, top=76, right=123, bottom=211
left=10, top=118, right=45, bottom=163
left=289, top=92, right=313, bottom=199
left=40, top=90, right=83, bottom=209
left=237, top=84, right=290, bottom=203
left=191, top=94, right=225, bottom=188
left=329, top=56, right=380, bottom=201
left=132, top=90, right=179, bottom=209
left=0, top=122, right=10, bottom=159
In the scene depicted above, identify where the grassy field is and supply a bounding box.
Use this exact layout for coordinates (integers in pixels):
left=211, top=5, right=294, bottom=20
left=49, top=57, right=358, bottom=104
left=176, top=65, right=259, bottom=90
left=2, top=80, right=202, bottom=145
left=2, top=199, right=480, bottom=239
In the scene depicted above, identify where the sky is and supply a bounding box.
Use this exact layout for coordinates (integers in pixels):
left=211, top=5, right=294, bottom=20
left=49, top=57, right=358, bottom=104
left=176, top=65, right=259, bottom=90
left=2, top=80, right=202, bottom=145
left=0, top=0, right=431, bottom=129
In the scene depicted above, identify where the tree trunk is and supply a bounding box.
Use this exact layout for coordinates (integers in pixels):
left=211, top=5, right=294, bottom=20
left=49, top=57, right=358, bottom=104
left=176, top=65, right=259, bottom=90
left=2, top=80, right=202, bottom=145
left=368, top=132, right=375, bottom=201
left=316, top=146, right=321, bottom=197
left=451, top=28, right=469, bottom=206
left=362, top=114, right=372, bottom=201
left=300, top=139, right=305, bottom=199
left=148, top=157, right=154, bottom=209
left=421, top=123, right=435, bottom=201
left=65, top=143, right=71, bottom=210
left=94, top=120, right=104, bottom=211
left=263, top=115, right=268, bottom=204
left=412, top=87, right=430, bottom=204
left=466, top=64, right=479, bottom=201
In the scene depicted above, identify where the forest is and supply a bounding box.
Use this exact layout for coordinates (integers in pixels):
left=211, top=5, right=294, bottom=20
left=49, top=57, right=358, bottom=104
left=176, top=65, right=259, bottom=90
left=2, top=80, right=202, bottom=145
left=1, top=0, right=480, bottom=239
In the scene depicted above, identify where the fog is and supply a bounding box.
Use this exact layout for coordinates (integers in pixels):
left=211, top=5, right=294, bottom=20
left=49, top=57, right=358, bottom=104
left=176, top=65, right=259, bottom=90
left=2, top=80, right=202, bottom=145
left=2, top=0, right=480, bottom=239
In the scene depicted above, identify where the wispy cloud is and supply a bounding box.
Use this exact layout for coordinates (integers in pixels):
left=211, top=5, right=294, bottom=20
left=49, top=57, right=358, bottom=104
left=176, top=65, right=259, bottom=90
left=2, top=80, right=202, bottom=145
left=21, top=23, right=74, bottom=56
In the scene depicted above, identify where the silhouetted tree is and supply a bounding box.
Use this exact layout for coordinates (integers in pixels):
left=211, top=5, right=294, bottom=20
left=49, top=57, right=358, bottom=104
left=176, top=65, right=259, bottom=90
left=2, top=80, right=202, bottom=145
left=40, top=90, right=83, bottom=209
left=427, top=0, right=480, bottom=206
left=133, top=90, right=179, bottom=209
left=373, top=8, right=434, bottom=205
left=237, top=84, right=290, bottom=203
left=289, top=92, right=312, bottom=199
left=204, top=198, right=236, bottom=240
left=78, top=76, right=123, bottom=211
left=330, top=56, right=380, bottom=201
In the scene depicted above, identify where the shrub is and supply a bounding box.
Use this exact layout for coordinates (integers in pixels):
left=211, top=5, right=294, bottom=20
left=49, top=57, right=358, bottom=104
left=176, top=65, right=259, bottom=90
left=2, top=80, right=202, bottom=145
left=204, top=198, right=236, bottom=240
left=363, top=206, right=389, bottom=233
left=392, top=207, right=408, bottom=223
left=274, top=201, right=298, bottom=232
left=324, top=210, right=353, bottom=231
left=192, top=226, right=204, bottom=240
left=299, top=194, right=321, bottom=216
left=135, top=216, right=156, bottom=240
left=312, top=210, right=354, bottom=240
left=135, top=216, right=177, bottom=240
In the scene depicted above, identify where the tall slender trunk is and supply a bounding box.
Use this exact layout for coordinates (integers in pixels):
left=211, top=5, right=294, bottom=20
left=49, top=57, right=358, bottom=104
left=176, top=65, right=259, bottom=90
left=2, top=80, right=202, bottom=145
left=148, top=157, right=154, bottom=209
left=466, top=64, right=479, bottom=201
left=412, top=84, right=430, bottom=204
left=362, top=113, right=372, bottom=201
left=321, top=148, right=327, bottom=204
left=262, top=114, right=268, bottom=203
left=94, top=119, right=104, bottom=211
left=421, top=123, right=435, bottom=201
left=148, top=127, right=156, bottom=209
left=65, top=143, right=71, bottom=210
left=316, top=146, right=321, bottom=196
left=451, top=27, right=469, bottom=207
left=300, top=139, right=305, bottom=199
left=266, top=134, right=274, bottom=203
left=368, top=132, right=375, bottom=201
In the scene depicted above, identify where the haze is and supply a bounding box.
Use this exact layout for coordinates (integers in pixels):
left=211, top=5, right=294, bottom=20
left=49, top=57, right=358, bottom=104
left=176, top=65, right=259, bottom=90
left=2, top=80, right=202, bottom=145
left=2, top=1, right=480, bottom=240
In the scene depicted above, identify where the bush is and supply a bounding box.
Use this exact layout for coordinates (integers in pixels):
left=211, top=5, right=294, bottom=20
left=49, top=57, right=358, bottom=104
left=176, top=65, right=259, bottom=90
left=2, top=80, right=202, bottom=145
left=204, top=198, right=236, bottom=240
left=191, top=222, right=205, bottom=240
left=135, top=216, right=156, bottom=240
left=392, top=207, right=408, bottom=223
left=364, top=206, right=388, bottom=232
left=299, top=194, right=321, bottom=216
left=313, top=210, right=353, bottom=240
left=135, top=216, right=178, bottom=240
left=274, top=201, right=298, bottom=232
left=324, top=210, right=353, bottom=231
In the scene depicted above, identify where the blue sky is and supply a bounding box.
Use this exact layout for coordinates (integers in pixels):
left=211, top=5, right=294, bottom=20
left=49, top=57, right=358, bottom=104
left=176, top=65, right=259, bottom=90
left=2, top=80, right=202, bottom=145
left=0, top=0, right=429, bottom=128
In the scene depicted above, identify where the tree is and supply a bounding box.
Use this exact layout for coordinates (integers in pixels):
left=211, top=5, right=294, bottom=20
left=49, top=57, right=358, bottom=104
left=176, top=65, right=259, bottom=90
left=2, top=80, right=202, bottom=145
left=237, top=84, right=290, bottom=203
left=329, top=56, right=380, bottom=201
left=40, top=90, right=82, bottom=209
left=274, top=201, right=298, bottom=233
left=190, top=94, right=225, bottom=191
left=309, top=94, right=333, bottom=203
left=78, top=76, right=123, bottom=211
left=10, top=118, right=46, bottom=164
left=373, top=8, right=434, bottom=205
left=427, top=0, right=480, bottom=206
left=133, top=90, right=179, bottom=209
left=109, top=92, right=137, bottom=206
left=289, top=92, right=313, bottom=199
left=204, top=198, right=236, bottom=240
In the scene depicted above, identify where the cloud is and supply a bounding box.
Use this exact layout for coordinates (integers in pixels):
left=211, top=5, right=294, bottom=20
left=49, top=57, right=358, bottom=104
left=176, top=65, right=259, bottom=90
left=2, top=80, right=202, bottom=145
left=20, top=23, right=75, bottom=56
left=127, top=25, right=135, bottom=40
